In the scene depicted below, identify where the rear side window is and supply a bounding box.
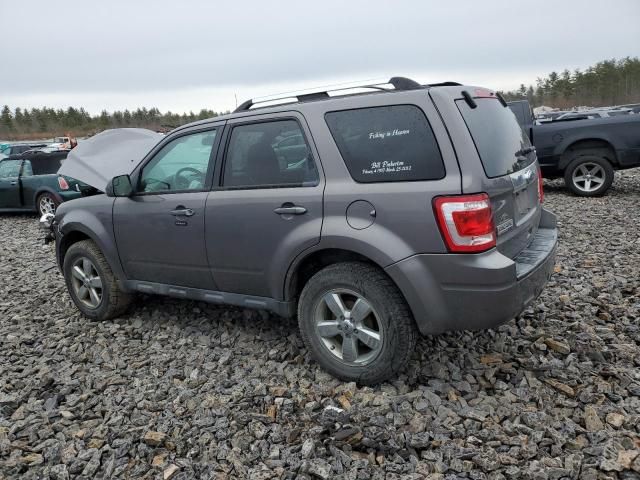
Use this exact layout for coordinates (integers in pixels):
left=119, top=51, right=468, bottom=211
left=223, top=119, right=319, bottom=188
left=325, top=105, right=444, bottom=183
left=456, top=98, right=534, bottom=178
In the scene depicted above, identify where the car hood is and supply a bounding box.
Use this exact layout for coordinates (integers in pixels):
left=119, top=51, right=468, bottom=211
left=57, top=128, right=163, bottom=191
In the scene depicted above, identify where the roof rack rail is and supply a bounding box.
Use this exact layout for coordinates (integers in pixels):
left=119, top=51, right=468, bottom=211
left=233, top=76, right=424, bottom=112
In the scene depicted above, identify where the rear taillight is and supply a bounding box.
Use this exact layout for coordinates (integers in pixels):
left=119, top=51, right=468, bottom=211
left=537, top=167, right=544, bottom=203
left=58, top=176, right=69, bottom=190
left=433, top=193, right=496, bottom=253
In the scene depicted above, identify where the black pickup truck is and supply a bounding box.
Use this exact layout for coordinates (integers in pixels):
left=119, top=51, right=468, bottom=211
left=509, top=100, right=640, bottom=196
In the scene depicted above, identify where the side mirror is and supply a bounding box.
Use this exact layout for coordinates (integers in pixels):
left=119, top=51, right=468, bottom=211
left=105, top=174, right=133, bottom=197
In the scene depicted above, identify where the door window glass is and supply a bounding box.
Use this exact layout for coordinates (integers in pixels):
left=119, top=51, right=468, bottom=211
left=223, top=120, right=318, bottom=188
left=22, top=160, right=34, bottom=176
left=0, top=160, right=22, bottom=178
left=140, top=130, right=217, bottom=192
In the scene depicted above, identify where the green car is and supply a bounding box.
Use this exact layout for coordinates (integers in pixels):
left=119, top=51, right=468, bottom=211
left=0, top=151, right=84, bottom=215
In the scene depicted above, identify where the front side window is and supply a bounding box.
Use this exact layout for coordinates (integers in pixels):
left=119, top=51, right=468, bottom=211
left=223, top=119, right=318, bottom=188
left=140, top=130, right=217, bottom=193
left=0, top=160, right=22, bottom=178
left=325, top=105, right=445, bottom=183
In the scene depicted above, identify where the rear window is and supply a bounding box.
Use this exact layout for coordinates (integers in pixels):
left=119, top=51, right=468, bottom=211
left=31, top=155, right=64, bottom=175
left=325, top=105, right=445, bottom=183
left=456, top=98, right=535, bottom=178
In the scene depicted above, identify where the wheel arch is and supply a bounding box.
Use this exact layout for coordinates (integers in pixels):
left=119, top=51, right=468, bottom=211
left=57, top=228, right=92, bottom=268
left=57, top=221, right=128, bottom=290
left=33, top=187, right=63, bottom=211
left=558, top=138, right=618, bottom=170
left=284, top=247, right=398, bottom=303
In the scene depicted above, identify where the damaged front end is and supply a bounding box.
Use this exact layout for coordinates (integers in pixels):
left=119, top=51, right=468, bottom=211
left=57, top=128, right=163, bottom=192
left=39, top=213, right=56, bottom=244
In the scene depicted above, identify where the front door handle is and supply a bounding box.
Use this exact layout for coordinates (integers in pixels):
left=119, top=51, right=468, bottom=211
left=274, top=205, right=307, bottom=215
left=10, top=181, right=17, bottom=186
left=170, top=207, right=195, bottom=217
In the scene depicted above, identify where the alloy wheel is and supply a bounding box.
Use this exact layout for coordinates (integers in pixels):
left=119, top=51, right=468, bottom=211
left=571, top=162, right=606, bottom=193
left=70, top=257, right=103, bottom=309
left=39, top=196, right=56, bottom=215
left=313, top=289, right=384, bottom=366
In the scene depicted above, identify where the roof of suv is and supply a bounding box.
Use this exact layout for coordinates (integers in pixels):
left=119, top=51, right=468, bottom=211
left=170, top=77, right=467, bottom=135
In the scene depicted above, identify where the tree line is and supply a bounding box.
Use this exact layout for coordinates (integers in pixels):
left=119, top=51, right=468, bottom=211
left=0, top=106, right=227, bottom=140
left=2, top=57, right=640, bottom=140
left=500, top=57, right=640, bottom=109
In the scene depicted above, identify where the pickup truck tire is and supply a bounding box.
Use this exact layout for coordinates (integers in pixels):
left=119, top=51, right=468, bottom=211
left=63, top=240, right=133, bottom=321
left=37, top=192, right=59, bottom=216
left=297, top=262, right=417, bottom=385
left=564, top=153, right=614, bottom=197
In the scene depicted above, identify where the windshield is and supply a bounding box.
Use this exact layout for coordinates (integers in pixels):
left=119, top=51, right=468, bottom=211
left=456, top=98, right=535, bottom=178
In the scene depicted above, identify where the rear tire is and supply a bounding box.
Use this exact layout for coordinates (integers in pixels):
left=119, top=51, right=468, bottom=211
left=37, top=192, right=59, bottom=216
left=63, top=240, right=133, bottom=320
left=564, top=153, right=614, bottom=197
left=297, top=262, right=418, bottom=385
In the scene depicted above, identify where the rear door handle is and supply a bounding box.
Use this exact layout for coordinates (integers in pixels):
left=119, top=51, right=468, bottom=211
left=170, top=207, right=195, bottom=217
left=274, top=205, right=307, bottom=215
left=10, top=181, right=17, bottom=186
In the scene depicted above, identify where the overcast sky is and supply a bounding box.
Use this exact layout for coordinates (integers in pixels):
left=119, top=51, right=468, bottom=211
left=1, top=0, right=638, bottom=114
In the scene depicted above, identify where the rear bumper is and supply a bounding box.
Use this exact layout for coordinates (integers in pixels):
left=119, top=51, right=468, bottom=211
left=386, top=208, right=558, bottom=335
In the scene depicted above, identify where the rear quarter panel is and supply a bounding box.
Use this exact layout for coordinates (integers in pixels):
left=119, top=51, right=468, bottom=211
left=297, top=90, right=461, bottom=265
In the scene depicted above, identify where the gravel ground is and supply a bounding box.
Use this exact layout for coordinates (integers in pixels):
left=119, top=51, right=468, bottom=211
left=1, top=171, right=639, bottom=480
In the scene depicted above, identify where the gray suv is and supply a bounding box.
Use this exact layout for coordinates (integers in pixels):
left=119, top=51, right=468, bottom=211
left=45, top=77, right=558, bottom=384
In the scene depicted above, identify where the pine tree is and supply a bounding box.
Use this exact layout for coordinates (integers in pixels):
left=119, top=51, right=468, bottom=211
left=1, top=105, right=14, bottom=134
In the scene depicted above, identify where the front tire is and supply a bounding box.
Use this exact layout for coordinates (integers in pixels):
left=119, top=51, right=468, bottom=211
left=37, top=192, right=59, bottom=216
left=297, top=262, right=417, bottom=385
left=63, top=240, right=133, bottom=320
left=564, top=154, right=614, bottom=197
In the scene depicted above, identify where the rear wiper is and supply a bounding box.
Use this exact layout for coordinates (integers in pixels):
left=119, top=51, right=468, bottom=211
left=515, top=146, right=536, bottom=156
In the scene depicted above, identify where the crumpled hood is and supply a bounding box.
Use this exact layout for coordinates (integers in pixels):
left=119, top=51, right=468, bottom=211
left=58, top=128, right=163, bottom=191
